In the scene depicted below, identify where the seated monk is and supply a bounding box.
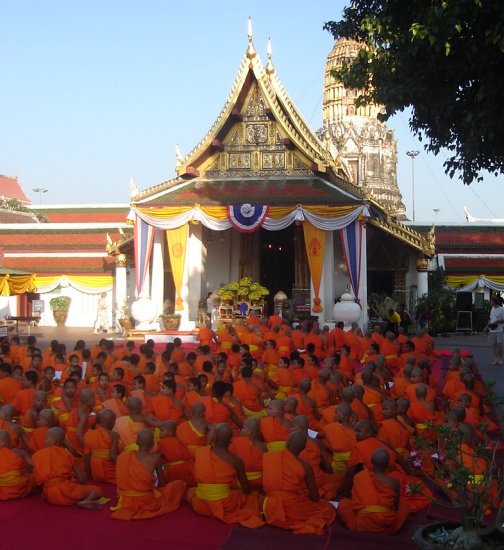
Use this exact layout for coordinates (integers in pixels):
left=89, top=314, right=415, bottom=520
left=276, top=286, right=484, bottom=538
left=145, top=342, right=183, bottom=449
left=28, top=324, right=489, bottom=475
left=292, top=378, right=322, bottom=431
left=177, top=403, right=212, bottom=458
left=309, top=369, right=336, bottom=412
left=0, top=404, right=29, bottom=449
left=377, top=399, right=411, bottom=458
left=230, top=418, right=266, bottom=491
left=263, top=431, right=336, bottom=534
left=409, top=384, right=444, bottom=434
left=114, top=397, right=154, bottom=453
left=322, top=403, right=357, bottom=487
left=187, top=423, right=264, bottom=528
left=347, top=420, right=432, bottom=513
left=260, top=399, right=291, bottom=452
left=339, top=448, right=409, bottom=534
left=233, top=365, right=266, bottom=419
left=157, top=420, right=195, bottom=486
left=0, top=430, right=36, bottom=500
left=28, top=408, right=56, bottom=453
left=32, top=427, right=103, bottom=508
left=111, top=429, right=186, bottom=520
left=83, top=409, right=119, bottom=484
left=292, top=415, right=337, bottom=500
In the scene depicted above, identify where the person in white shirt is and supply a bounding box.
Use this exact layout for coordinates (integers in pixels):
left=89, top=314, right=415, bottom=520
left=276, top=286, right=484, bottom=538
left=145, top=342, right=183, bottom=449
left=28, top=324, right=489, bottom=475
left=485, top=296, right=504, bottom=365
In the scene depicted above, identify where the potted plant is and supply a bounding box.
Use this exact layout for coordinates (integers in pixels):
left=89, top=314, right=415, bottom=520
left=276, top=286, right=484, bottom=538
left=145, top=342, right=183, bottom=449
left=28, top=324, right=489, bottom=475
left=410, top=422, right=504, bottom=549
left=49, top=296, right=72, bottom=327
left=116, top=297, right=133, bottom=333
left=159, top=313, right=181, bottom=330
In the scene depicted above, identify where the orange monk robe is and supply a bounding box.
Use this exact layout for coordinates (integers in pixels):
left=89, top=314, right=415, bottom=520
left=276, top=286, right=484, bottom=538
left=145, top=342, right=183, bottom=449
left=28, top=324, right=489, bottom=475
left=344, top=332, right=363, bottom=361
left=271, top=368, right=296, bottom=399
left=405, top=383, right=436, bottom=404
left=261, top=348, right=279, bottom=369
left=246, top=314, right=261, bottom=327
left=28, top=426, right=48, bottom=453
left=112, top=451, right=185, bottom=520
left=242, top=332, right=263, bottom=360
left=290, top=393, right=321, bottom=431
left=380, top=340, right=400, bottom=370
left=201, top=396, right=234, bottom=426
left=172, top=347, right=186, bottom=363
left=0, top=447, right=35, bottom=500
left=268, top=314, right=282, bottom=328
left=304, top=334, right=324, bottom=358
left=233, top=379, right=264, bottom=414
left=291, top=367, right=312, bottom=386
left=409, top=400, right=444, bottom=433
left=331, top=327, right=346, bottom=353
left=114, top=415, right=148, bottom=452
left=84, top=425, right=117, bottom=484
left=65, top=408, right=95, bottom=458
left=323, top=421, right=356, bottom=485
left=33, top=446, right=102, bottom=505
left=339, top=468, right=409, bottom=534
left=158, top=436, right=195, bottom=486
left=442, top=378, right=465, bottom=406
left=348, top=437, right=432, bottom=512
left=276, top=335, right=292, bottom=356
left=411, top=337, right=432, bottom=362
left=197, top=327, right=215, bottom=348
left=0, top=377, right=22, bottom=406
left=177, top=360, right=194, bottom=378
left=195, top=354, right=213, bottom=374
left=230, top=436, right=264, bottom=491
left=226, top=351, right=242, bottom=375
left=144, top=373, right=160, bottom=395
left=377, top=418, right=410, bottom=458
left=338, top=354, right=355, bottom=382
left=309, top=380, right=334, bottom=412
left=13, top=388, right=35, bottom=416
left=397, top=353, right=417, bottom=372
left=263, top=449, right=336, bottom=534
left=151, top=395, right=185, bottom=424
left=177, top=419, right=207, bottom=457
left=391, top=375, right=410, bottom=399
left=319, top=404, right=337, bottom=427
left=101, top=397, right=129, bottom=418
left=260, top=417, right=290, bottom=451
left=187, top=445, right=264, bottom=528
left=300, top=437, right=338, bottom=499
left=291, top=330, right=305, bottom=351
left=362, top=385, right=384, bottom=423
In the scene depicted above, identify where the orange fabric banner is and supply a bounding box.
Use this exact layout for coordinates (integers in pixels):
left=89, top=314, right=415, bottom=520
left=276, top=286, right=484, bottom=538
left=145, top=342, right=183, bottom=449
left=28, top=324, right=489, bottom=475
left=303, top=222, right=326, bottom=313
left=166, top=224, right=188, bottom=311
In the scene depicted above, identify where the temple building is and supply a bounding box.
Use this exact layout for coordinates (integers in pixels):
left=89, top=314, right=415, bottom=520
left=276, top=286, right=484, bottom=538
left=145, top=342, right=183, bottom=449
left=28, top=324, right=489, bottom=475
left=108, top=29, right=433, bottom=330
left=322, top=39, right=407, bottom=219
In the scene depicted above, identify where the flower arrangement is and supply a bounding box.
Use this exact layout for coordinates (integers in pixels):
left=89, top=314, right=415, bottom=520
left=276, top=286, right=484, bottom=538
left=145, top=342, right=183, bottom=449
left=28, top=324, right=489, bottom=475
left=217, top=279, right=269, bottom=303
left=49, top=296, right=72, bottom=311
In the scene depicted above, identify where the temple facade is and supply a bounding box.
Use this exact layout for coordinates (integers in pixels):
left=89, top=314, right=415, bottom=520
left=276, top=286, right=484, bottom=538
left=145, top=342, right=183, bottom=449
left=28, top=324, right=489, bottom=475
left=322, top=39, right=407, bottom=219
left=108, top=31, right=432, bottom=330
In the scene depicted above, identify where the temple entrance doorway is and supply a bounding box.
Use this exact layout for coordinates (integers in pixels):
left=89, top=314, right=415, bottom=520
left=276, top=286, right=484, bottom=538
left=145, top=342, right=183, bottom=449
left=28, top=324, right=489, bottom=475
left=259, top=227, right=295, bottom=313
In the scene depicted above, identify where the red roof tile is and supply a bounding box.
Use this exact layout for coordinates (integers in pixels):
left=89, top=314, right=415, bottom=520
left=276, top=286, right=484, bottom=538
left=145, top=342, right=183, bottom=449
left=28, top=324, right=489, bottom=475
left=444, top=256, right=504, bottom=274
left=0, top=175, right=31, bottom=204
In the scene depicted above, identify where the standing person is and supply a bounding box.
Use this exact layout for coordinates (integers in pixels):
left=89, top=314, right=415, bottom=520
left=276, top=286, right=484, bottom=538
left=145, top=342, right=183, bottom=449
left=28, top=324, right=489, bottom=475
left=94, top=292, right=110, bottom=334
left=206, top=292, right=213, bottom=320
left=485, top=296, right=504, bottom=365
left=385, top=309, right=401, bottom=335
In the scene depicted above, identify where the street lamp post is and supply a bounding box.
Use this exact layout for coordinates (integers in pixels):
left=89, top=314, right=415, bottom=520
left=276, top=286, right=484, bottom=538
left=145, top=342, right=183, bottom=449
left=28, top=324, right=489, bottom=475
left=406, top=151, right=419, bottom=221
left=32, top=188, right=48, bottom=204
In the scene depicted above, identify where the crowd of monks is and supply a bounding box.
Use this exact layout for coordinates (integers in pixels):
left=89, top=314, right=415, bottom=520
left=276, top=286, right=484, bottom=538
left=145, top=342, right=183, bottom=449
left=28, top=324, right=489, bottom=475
left=0, top=315, right=500, bottom=535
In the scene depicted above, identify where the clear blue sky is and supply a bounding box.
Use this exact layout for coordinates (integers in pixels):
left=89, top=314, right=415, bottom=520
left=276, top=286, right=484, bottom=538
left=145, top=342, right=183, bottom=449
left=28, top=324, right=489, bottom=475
left=1, top=1, right=502, bottom=222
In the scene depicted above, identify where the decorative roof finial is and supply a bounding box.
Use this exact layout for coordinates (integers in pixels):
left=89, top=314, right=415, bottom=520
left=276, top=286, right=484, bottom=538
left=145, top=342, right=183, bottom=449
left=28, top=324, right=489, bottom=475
left=246, top=17, right=256, bottom=59
left=130, top=177, right=139, bottom=198
left=265, top=37, right=275, bottom=75
left=175, top=144, right=184, bottom=169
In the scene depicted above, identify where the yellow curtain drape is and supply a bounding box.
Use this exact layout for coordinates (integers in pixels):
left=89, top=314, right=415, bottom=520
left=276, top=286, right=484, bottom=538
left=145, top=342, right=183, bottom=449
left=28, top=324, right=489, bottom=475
left=66, top=275, right=114, bottom=288
left=0, top=274, right=37, bottom=296
left=303, top=221, right=326, bottom=313
left=166, top=224, right=189, bottom=311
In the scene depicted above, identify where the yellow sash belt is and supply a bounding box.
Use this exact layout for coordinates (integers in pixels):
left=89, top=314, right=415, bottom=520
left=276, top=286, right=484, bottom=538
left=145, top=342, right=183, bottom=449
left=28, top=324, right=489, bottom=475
left=249, top=345, right=259, bottom=352
left=123, top=442, right=139, bottom=453
left=91, top=449, right=110, bottom=458
left=196, top=483, right=231, bottom=501
left=246, top=471, right=262, bottom=481
left=111, top=488, right=160, bottom=511
left=361, top=505, right=392, bottom=513
left=220, top=342, right=232, bottom=349
left=332, top=451, right=350, bottom=475
left=415, top=422, right=428, bottom=430
left=242, top=406, right=267, bottom=420
left=58, top=412, right=70, bottom=422
left=167, top=459, right=187, bottom=467
left=266, top=441, right=286, bottom=452
left=0, top=471, right=25, bottom=486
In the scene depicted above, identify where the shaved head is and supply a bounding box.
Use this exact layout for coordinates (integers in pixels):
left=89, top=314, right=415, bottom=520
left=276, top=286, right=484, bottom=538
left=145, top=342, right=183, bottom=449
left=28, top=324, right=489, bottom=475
left=371, top=449, right=390, bottom=471
left=192, top=402, right=206, bottom=417
left=293, top=415, right=309, bottom=430
left=46, top=427, right=65, bottom=446
left=286, top=430, right=307, bottom=455
left=243, top=418, right=260, bottom=436
left=214, top=422, right=233, bottom=446
left=136, top=428, right=154, bottom=449
left=98, top=409, right=116, bottom=429
left=126, top=397, right=143, bottom=415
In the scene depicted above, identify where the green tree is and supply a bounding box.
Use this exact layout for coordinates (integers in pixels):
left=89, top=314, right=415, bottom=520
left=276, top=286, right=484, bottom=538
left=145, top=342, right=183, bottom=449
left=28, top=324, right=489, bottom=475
left=324, top=1, right=504, bottom=184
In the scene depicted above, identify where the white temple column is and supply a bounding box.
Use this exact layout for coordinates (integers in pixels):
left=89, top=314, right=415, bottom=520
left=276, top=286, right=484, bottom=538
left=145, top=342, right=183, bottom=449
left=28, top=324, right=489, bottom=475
left=114, top=254, right=127, bottom=329
left=321, top=231, right=334, bottom=323
left=358, top=222, right=368, bottom=330
left=151, top=230, right=164, bottom=316
left=181, top=223, right=202, bottom=328
left=416, top=257, right=429, bottom=299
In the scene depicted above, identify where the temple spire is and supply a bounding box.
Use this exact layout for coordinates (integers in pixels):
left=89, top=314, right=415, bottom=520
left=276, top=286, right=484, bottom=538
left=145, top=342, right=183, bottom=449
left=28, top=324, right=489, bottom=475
left=246, top=17, right=256, bottom=59
left=265, top=37, right=274, bottom=75
left=175, top=144, right=184, bottom=169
